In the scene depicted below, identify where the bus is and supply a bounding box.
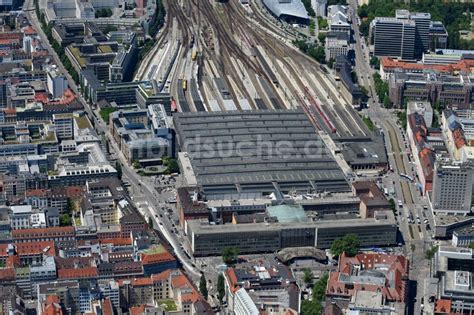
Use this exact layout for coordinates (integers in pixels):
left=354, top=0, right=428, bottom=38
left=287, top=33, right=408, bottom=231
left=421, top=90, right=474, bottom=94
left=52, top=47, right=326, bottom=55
left=400, top=173, right=414, bottom=182
left=182, top=79, right=187, bottom=91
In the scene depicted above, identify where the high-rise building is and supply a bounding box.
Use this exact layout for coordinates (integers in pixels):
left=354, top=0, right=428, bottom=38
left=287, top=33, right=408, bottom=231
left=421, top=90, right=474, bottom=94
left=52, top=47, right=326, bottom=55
left=429, top=21, right=448, bottom=50
left=46, top=66, right=68, bottom=99
left=410, top=11, right=431, bottom=56
left=432, top=160, right=474, bottom=215
left=0, top=80, right=11, bottom=109
left=311, top=0, right=327, bottom=17
left=370, top=17, right=416, bottom=60
left=371, top=10, right=436, bottom=60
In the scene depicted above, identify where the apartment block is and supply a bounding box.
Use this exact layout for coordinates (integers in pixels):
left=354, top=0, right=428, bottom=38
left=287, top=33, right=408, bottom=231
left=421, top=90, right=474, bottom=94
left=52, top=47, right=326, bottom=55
left=432, top=160, right=474, bottom=215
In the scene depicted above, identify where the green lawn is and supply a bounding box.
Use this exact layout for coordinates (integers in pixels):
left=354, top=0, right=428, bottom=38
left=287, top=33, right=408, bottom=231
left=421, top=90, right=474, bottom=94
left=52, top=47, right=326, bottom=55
left=99, top=108, right=117, bottom=123
left=159, top=300, right=177, bottom=311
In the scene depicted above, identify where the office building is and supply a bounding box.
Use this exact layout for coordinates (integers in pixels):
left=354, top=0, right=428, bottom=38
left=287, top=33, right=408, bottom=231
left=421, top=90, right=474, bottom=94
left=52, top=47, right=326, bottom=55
left=335, top=55, right=363, bottom=106
left=429, top=21, right=448, bottom=50
left=311, top=0, right=326, bottom=17
left=186, top=211, right=397, bottom=256
left=225, top=260, right=300, bottom=314
left=326, top=252, right=409, bottom=314
left=52, top=113, right=74, bottom=140
left=0, top=80, right=11, bottom=109
left=371, top=10, right=438, bottom=60
left=233, top=288, right=259, bottom=315
left=432, top=160, right=474, bottom=215
left=452, top=227, right=474, bottom=247
left=370, top=17, right=416, bottom=60
left=46, top=66, right=68, bottom=99
left=328, top=5, right=350, bottom=35
left=325, top=31, right=350, bottom=62
left=432, top=247, right=474, bottom=314
left=389, top=72, right=474, bottom=108
left=407, top=101, right=433, bottom=128
left=409, top=11, right=431, bottom=56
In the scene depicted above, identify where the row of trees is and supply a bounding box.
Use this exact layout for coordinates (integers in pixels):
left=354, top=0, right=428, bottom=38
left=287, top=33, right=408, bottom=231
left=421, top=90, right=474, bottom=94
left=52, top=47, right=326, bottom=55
left=358, top=0, right=474, bottom=49
left=199, top=274, right=225, bottom=304
left=372, top=73, right=392, bottom=108
left=293, top=39, right=326, bottom=64
left=301, top=274, right=329, bottom=315
left=35, top=1, right=79, bottom=84
left=95, top=8, right=113, bottom=18
left=149, top=0, right=166, bottom=37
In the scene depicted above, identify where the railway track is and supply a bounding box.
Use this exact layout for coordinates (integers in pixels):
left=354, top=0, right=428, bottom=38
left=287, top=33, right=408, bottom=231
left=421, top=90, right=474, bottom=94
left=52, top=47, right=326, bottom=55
left=168, top=0, right=192, bottom=55
left=385, top=121, right=413, bottom=205
left=136, top=5, right=172, bottom=81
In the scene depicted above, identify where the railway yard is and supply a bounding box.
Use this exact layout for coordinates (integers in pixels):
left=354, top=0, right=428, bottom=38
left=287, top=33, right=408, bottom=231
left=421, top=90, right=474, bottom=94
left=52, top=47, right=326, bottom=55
left=137, top=0, right=373, bottom=145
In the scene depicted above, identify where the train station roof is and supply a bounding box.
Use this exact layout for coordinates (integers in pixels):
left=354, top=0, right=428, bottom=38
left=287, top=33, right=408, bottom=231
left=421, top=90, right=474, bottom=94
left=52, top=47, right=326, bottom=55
left=173, top=109, right=349, bottom=198
left=263, top=0, right=309, bottom=21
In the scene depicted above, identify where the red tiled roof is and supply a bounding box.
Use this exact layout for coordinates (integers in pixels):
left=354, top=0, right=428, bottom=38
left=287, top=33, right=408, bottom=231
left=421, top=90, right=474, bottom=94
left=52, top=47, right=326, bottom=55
left=141, top=251, right=175, bottom=265
left=434, top=299, right=452, bottom=314
left=23, top=26, right=37, bottom=36
left=65, top=186, right=84, bottom=198
left=453, top=128, right=466, bottom=149
left=25, top=188, right=48, bottom=197
left=34, top=92, right=48, bottom=104
left=12, top=226, right=75, bottom=239
left=58, top=266, right=98, bottom=279
left=130, top=305, right=146, bottom=315
left=225, top=268, right=240, bottom=293
left=102, top=298, right=113, bottom=315
left=43, top=295, right=63, bottom=315
left=381, top=57, right=474, bottom=74
left=151, top=269, right=171, bottom=283
left=131, top=277, right=152, bottom=286
left=0, top=268, right=16, bottom=281
left=99, top=238, right=132, bottom=246
left=47, top=89, right=76, bottom=106
left=171, top=274, right=189, bottom=288
left=0, top=241, right=56, bottom=257
left=3, top=108, right=16, bottom=115
left=326, top=253, right=409, bottom=303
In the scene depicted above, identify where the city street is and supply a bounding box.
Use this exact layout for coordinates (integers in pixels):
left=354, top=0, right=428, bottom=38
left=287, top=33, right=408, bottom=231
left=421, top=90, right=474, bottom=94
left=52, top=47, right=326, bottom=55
left=348, top=1, right=433, bottom=313
left=23, top=0, right=202, bottom=281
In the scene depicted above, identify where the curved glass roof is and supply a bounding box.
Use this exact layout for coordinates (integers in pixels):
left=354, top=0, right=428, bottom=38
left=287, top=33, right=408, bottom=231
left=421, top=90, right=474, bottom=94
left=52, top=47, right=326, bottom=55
left=263, top=0, right=309, bottom=20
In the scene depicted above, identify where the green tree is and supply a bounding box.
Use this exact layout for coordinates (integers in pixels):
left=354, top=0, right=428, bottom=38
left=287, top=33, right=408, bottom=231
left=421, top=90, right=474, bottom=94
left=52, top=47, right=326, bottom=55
left=425, top=245, right=439, bottom=260
left=301, top=0, right=315, bottom=17
left=301, top=273, right=329, bottom=315
left=303, top=268, right=314, bottom=285
left=132, top=160, right=141, bottom=169
left=60, top=214, right=72, bottom=226
left=199, top=274, right=208, bottom=300
left=116, top=161, right=122, bottom=180
left=317, top=16, right=328, bottom=29
left=301, top=300, right=322, bottom=315
left=148, top=216, right=154, bottom=229
left=327, top=58, right=335, bottom=69
left=469, top=242, right=474, bottom=250
left=217, top=273, right=225, bottom=303
left=389, top=198, right=396, bottom=212
left=331, top=234, right=360, bottom=257
left=66, top=198, right=74, bottom=214
left=370, top=56, right=380, bottom=69
left=221, top=247, right=240, bottom=265
left=318, top=32, right=326, bottom=44
left=163, top=157, right=179, bottom=174
left=309, top=19, right=316, bottom=36
left=383, top=95, right=392, bottom=109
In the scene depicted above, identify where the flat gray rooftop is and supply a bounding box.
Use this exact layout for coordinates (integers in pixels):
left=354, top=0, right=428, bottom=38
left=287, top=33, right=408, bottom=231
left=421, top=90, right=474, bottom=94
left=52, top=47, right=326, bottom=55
left=174, top=110, right=349, bottom=196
